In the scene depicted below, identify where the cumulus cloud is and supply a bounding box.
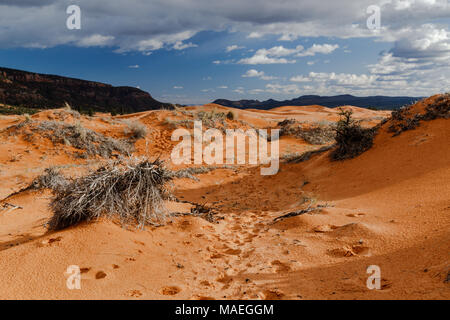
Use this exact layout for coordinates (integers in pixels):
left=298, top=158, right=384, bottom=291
left=226, top=45, right=244, bottom=52
left=242, top=69, right=276, bottom=80
left=296, top=44, right=339, bottom=57
left=238, top=44, right=338, bottom=64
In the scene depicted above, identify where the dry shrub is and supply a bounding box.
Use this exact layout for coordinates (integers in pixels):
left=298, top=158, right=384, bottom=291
left=35, top=120, right=133, bottom=158
left=30, top=167, right=68, bottom=190
left=297, top=125, right=335, bottom=145
left=163, top=117, right=194, bottom=129
left=278, top=119, right=335, bottom=145
left=423, top=93, right=450, bottom=120
left=330, top=109, right=374, bottom=160
left=124, top=120, right=147, bottom=140
left=388, top=93, right=450, bottom=136
left=195, top=109, right=226, bottom=128
left=48, top=159, right=173, bottom=230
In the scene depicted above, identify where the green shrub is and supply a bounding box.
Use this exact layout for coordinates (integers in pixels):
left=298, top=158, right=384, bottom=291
left=330, top=109, right=375, bottom=160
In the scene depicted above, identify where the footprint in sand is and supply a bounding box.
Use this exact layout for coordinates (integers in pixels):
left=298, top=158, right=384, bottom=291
left=39, top=236, right=62, bottom=247
left=259, top=289, right=285, bottom=300
left=328, top=244, right=370, bottom=257
left=224, top=248, right=242, bottom=255
left=346, top=213, right=366, bottom=218
left=380, top=278, right=392, bottom=290
left=125, top=289, right=143, bottom=298
left=95, top=271, right=107, bottom=279
left=270, top=260, right=291, bottom=273
left=159, top=286, right=181, bottom=296
left=80, top=267, right=91, bottom=274
left=313, top=224, right=337, bottom=233
left=194, top=296, right=215, bottom=300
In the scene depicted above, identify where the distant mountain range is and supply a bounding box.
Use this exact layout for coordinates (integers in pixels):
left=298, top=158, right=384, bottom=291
left=214, top=95, right=424, bottom=110
left=0, top=67, right=169, bottom=114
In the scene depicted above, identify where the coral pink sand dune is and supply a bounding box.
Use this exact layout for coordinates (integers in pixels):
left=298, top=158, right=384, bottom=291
left=0, top=98, right=448, bottom=299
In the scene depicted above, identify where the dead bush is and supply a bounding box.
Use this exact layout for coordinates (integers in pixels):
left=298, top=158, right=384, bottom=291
left=124, top=120, right=147, bottom=140
left=330, top=109, right=374, bottom=160
left=48, top=158, right=173, bottom=230
left=278, top=119, right=335, bottom=145
left=30, top=167, right=68, bottom=191
left=35, top=120, right=133, bottom=158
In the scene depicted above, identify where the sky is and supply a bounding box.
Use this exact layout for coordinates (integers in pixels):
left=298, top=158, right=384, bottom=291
left=0, top=0, right=449, bottom=105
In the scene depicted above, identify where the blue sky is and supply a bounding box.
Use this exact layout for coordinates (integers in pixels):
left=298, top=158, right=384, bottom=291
left=0, top=0, right=449, bottom=104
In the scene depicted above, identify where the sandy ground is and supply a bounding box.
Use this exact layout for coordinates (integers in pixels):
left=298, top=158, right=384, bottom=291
left=0, top=98, right=448, bottom=299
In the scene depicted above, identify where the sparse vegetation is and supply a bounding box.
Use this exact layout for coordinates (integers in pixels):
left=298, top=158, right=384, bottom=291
left=123, top=120, right=147, bottom=140
left=29, top=167, right=68, bottom=191
left=195, top=109, right=227, bottom=128
left=330, top=109, right=375, bottom=160
left=388, top=94, right=450, bottom=136
left=278, top=119, right=335, bottom=145
left=281, top=146, right=333, bottom=163
left=34, top=120, right=133, bottom=158
left=163, top=117, right=194, bottom=129
left=0, top=104, right=40, bottom=115
left=48, top=158, right=172, bottom=230
left=171, top=165, right=236, bottom=181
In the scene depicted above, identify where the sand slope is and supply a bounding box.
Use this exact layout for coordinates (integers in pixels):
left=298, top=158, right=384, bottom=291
left=0, top=99, right=448, bottom=299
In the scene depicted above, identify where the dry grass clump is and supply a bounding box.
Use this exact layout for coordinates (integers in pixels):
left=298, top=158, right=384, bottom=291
left=123, top=120, right=148, bottom=140
left=163, top=109, right=230, bottom=130
left=171, top=165, right=236, bottom=181
left=35, top=120, right=133, bottom=158
left=281, top=146, right=333, bottom=163
left=163, top=117, right=194, bottom=129
left=30, top=167, right=68, bottom=190
left=48, top=158, right=172, bottom=230
left=330, top=109, right=375, bottom=160
left=278, top=119, right=335, bottom=145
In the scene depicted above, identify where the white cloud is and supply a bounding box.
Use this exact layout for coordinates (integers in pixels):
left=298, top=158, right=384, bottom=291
left=238, top=44, right=338, bottom=64
left=290, top=75, right=310, bottom=82
left=173, top=86, right=183, bottom=89
left=217, top=85, right=228, bottom=89
left=265, top=83, right=302, bottom=95
left=226, top=45, right=244, bottom=52
left=128, top=64, right=140, bottom=69
left=248, top=88, right=265, bottom=94
left=242, top=69, right=276, bottom=80
left=77, top=34, right=114, bottom=47
left=296, top=44, right=339, bottom=57
left=233, top=87, right=245, bottom=94
left=238, top=46, right=302, bottom=64
left=173, top=41, right=198, bottom=50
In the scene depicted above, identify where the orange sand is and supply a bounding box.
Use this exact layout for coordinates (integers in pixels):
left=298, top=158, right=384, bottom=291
left=0, top=98, right=448, bottom=299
